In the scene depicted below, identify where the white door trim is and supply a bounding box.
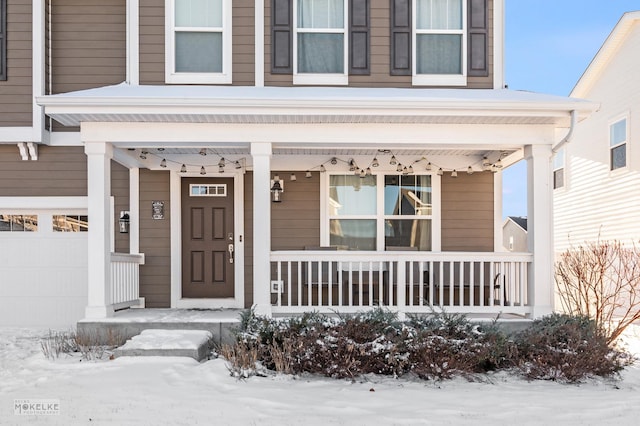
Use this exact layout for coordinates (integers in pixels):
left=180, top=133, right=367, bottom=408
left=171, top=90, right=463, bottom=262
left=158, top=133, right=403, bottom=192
left=170, top=171, right=245, bottom=309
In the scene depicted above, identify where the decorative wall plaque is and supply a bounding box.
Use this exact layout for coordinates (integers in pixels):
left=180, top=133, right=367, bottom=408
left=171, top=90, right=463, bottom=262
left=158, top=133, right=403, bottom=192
left=152, top=201, right=165, bottom=220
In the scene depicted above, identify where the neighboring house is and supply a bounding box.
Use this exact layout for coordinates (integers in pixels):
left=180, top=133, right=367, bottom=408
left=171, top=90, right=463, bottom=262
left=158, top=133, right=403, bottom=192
left=554, top=11, right=640, bottom=254
left=503, top=216, right=527, bottom=252
left=0, top=0, right=595, bottom=327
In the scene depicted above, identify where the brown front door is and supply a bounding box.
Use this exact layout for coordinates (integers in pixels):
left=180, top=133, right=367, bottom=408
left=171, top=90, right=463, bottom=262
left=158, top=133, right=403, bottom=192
left=182, top=178, right=234, bottom=298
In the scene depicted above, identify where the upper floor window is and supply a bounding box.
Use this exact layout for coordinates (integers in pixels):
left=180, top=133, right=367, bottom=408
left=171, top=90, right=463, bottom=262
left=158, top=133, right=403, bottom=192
left=610, top=118, right=627, bottom=171
left=0, top=0, right=6, bottom=81
left=552, top=148, right=565, bottom=189
left=391, top=0, right=486, bottom=85
left=293, top=0, right=348, bottom=85
left=413, top=0, right=465, bottom=86
left=166, top=0, right=232, bottom=84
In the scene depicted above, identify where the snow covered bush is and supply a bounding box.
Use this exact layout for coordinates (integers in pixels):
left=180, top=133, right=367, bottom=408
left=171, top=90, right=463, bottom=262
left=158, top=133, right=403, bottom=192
left=514, top=313, right=632, bottom=383
left=229, top=309, right=631, bottom=382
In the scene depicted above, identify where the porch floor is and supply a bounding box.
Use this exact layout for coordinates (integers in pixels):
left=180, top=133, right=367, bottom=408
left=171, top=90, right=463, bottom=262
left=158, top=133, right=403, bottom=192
left=77, top=308, right=244, bottom=346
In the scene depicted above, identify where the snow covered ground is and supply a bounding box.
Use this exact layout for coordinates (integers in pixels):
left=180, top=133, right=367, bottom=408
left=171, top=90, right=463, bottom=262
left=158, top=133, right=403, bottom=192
left=1, top=326, right=639, bottom=426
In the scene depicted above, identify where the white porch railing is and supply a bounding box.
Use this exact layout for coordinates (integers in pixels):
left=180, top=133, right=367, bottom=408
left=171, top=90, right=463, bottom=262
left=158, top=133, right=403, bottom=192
left=109, top=253, right=145, bottom=310
left=270, top=251, right=533, bottom=316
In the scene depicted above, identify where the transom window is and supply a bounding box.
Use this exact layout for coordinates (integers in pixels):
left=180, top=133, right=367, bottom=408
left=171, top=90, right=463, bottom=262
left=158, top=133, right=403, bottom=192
left=166, top=0, right=232, bottom=84
left=413, top=0, right=466, bottom=86
left=293, top=0, right=348, bottom=85
left=190, top=183, right=227, bottom=197
left=610, top=118, right=627, bottom=171
left=328, top=174, right=433, bottom=251
left=552, top=148, right=565, bottom=189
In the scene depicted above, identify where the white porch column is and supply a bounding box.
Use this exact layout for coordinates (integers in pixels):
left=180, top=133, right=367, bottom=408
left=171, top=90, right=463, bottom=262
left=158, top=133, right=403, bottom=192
left=129, top=167, right=140, bottom=254
left=85, top=142, right=115, bottom=318
left=251, top=143, right=273, bottom=316
left=525, top=144, right=553, bottom=318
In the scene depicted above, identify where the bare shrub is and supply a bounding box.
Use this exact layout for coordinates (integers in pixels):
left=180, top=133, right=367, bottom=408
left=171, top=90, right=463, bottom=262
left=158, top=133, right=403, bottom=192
left=40, top=329, right=125, bottom=361
left=219, top=342, right=259, bottom=378
left=555, top=239, right=640, bottom=344
left=40, top=330, right=79, bottom=360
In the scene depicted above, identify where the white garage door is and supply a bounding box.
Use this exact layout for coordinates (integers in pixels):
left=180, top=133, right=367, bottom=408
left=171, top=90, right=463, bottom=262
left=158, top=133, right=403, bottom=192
left=0, top=211, right=88, bottom=328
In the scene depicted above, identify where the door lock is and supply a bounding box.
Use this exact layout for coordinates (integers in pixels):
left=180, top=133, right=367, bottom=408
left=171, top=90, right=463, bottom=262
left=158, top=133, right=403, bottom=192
left=228, top=244, right=234, bottom=264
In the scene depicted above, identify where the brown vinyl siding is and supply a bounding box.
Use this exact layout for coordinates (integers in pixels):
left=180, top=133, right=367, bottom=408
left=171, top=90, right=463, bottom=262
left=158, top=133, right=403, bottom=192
left=49, top=0, right=126, bottom=131
left=0, top=145, right=87, bottom=196
left=50, top=0, right=126, bottom=93
left=139, top=0, right=164, bottom=85
left=265, top=0, right=493, bottom=88
left=441, top=171, right=494, bottom=251
left=271, top=171, right=320, bottom=250
left=0, top=0, right=32, bottom=127
left=111, top=161, right=130, bottom=253
left=140, top=0, right=254, bottom=86
left=232, top=0, right=255, bottom=85
left=139, top=169, right=171, bottom=307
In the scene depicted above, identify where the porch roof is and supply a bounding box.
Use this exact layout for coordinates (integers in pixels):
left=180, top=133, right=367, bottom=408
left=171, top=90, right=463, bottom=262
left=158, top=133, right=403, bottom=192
left=38, top=83, right=597, bottom=128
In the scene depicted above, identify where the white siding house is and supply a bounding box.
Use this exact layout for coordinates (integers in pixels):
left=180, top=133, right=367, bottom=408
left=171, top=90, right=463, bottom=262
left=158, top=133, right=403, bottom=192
left=554, top=11, right=640, bottom=253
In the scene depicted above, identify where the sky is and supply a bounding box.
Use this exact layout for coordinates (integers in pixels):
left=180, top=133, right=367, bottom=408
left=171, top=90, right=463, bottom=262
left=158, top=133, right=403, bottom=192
left=502, top=0, right=640, bottom=218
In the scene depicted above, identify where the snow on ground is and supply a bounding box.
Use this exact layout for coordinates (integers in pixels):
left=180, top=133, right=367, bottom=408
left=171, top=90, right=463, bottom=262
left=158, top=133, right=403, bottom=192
left=1, top=326, right=639, bottom=426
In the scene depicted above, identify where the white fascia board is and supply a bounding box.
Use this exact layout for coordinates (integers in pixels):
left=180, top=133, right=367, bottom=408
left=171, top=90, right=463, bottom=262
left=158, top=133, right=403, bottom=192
left=0, top=127, right=35, bottom=142
left=571, top=12, right=640, bottom=98
left=80, top=121, right=555, bottom=146
left=47, top=131, right=82, bottom=146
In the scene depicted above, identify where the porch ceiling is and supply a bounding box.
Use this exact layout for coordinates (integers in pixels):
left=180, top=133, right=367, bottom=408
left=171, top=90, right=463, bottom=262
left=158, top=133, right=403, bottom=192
left=37, top=84, right=597, bottom=128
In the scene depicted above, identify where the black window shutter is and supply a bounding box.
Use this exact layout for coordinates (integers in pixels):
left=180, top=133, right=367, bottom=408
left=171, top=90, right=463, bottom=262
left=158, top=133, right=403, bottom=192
left=390, top=0, right=411, bottom=76
left=467, top=0, right=489, bottom=77
left=349, top=0, right=370, bottom=75
left=271, top=0, right=292, bottom=74
left=0, top=0, right=7, bottom=81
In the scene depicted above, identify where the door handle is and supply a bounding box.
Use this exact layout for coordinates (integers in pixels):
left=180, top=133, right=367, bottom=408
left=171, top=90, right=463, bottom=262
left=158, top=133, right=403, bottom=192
left=228, top=244, right=234, bottom=264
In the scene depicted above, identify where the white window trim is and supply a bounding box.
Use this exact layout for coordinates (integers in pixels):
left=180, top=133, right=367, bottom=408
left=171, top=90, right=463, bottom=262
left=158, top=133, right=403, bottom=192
left=165, top=0, right=233, bottom=84
left=412, top=0, right=467, bottom=87
left=321, top=172, right=440, bottom=251
left=292, top=0, right=349, bottom=86
left=552, top=148, right=565, bottom=190
left=609, top=114, right=629, bottom=172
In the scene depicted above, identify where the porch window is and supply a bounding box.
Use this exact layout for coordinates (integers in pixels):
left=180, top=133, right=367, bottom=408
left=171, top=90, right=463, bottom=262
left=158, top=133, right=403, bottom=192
left=610, top=118, right=627, bottom=171
left=328, top=174, right=433, bottom=251
left=552, top=148, right=564, bottom=189
left=294, top=0, right=348, bottom=85
left=166, top=0, right=232, bottom=84
left=0, top=214, right=38, bottom=232
left=413, top=0, right=466, bottom=86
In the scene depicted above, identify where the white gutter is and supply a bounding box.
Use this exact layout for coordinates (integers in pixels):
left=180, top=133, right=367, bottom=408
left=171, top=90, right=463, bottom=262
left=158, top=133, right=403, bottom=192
left=552, top=110, right=577, bottom=153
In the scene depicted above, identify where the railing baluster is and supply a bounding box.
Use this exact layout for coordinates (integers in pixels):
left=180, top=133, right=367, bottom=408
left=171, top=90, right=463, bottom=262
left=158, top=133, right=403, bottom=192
left=277, top=261, right=282, bottom=307
left=297, top=261, right=302, bottom=306
left=287, top=261, right=292, bottom=308
left=408, top=261, right=414, bottom=307
left=338, top=261, right=343, bottom=306
left=419, top=262, right=424, bottom=307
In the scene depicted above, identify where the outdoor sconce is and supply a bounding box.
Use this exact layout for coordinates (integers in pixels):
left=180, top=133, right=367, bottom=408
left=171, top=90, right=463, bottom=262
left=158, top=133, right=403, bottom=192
left=270, top=176, right=283, bottom=203
left=119, top=211, right=130, bottom=233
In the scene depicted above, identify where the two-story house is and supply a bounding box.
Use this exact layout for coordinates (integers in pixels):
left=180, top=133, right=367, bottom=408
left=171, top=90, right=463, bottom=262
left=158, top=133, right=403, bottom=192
left=0, top=0, right=595, bottom=327
left=554, top=11, right=640, bottom=254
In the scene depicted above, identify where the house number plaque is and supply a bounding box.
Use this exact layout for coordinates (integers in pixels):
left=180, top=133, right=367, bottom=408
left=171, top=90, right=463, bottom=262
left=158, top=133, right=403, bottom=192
left=152, top=201, right=165, bottom=220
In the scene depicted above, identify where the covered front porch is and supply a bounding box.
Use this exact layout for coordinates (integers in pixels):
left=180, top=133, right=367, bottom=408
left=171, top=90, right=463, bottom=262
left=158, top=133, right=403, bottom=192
left=37, top=84, right=596, bottom=320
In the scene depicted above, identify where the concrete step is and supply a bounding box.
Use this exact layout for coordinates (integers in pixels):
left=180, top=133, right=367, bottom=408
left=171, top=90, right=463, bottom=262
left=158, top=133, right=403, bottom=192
left=113, top=329, right=213, bottom=361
